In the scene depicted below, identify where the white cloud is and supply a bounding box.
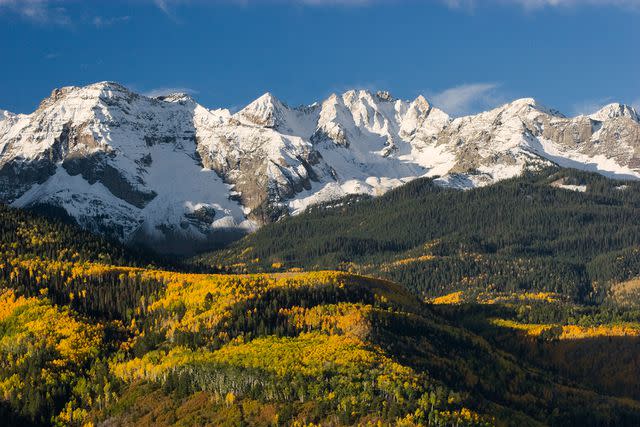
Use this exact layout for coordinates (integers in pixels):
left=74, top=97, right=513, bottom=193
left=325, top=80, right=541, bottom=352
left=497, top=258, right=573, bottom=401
left=442, top=0, right=640, bottom=10
left=0, top=1, right=132, bottom=27
left=296, top=0, right=373, bottom=4
left=228, top=0, right=640, bottom=6
left=152, top=0, right=192, bottom=22
left=143, top=87, right=199, bottom=97
left=430, top=83, right=503, bottom=116
left=152, top=0, right=375, bottom=13
left=209, top=0, right=640, bottom=5
left=153, top=0, right=171, bottom=14
left=93, top=15, right=131, bottom=28
left=5, top=0, right=634, bottom=25
left=146, top=0, right=640, bottom=22
left=0, top=0, right=70, bottom=25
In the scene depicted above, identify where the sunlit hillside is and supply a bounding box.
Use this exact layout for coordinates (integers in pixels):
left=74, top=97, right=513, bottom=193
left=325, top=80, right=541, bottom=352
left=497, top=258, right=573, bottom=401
left=1, top=177, right=640, bottom=426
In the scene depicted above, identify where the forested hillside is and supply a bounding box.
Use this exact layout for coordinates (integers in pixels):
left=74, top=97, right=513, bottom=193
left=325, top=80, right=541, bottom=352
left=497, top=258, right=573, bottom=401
left=2, top=170, right=640, bottom=426
left=199, top=167, right=640, bottom=303
left=3, top=265, right=640, bottom=426
left=0, top=204, right=145, bottom=265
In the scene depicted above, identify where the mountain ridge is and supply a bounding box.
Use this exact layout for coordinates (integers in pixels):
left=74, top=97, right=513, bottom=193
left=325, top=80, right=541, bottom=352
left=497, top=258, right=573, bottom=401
left=1, top=81, right=639, bottom=252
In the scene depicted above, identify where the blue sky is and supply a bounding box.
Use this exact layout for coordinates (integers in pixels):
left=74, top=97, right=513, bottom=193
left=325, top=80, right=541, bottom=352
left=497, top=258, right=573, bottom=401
left=1, top=0, right=639, bottom=116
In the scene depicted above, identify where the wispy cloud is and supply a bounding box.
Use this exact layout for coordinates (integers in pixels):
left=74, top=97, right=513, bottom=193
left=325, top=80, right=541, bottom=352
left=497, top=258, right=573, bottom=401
left=155, top=0, right=640, bottom=8
left=0, top=1, right=129, bottom=27
left=153, top=0, right=190, bottom=21
left=296, top=0, right=373, bottom=4
left=151, top=0, right=396, bottom=14
left=92, top=15, right=131, bottom=28
left=153, top=0, right=377, bottom=14
left=2, top=0, right=636, bottom=29
left=4, top=0, right=635, bottom=26
left=153, top=0, right=172, bottom=14
left=441, top=0, right=640, bottom=11
left=0, top=0, right=70, bottom=25
left=151, top=0, right=375, bottom=20
left=430, top=83, right=504, bottom=116
left=143, top=87, right=199, bottom=97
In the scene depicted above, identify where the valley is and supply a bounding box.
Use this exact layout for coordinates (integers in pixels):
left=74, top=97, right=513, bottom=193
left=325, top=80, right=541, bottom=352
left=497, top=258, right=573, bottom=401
left=0, top=168, right=640, bottom=425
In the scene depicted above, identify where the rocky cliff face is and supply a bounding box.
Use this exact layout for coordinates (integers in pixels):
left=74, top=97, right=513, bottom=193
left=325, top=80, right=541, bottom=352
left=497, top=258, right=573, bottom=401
left=1, top=82, right=639, bottom=251
left=434, top=98, right=640, bottom=186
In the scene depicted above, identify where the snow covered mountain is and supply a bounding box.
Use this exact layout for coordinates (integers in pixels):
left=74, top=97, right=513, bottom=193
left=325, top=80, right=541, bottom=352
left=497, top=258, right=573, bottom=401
left=1, top=82, right=639, bottom=252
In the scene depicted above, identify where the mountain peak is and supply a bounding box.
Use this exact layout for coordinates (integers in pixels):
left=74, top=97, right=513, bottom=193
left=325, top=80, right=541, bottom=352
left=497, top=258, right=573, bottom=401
left=253, top=92, right=287, bottom=106
left=412, top=95, right=431, bottom=110
left=375, top=91, right=395, bottom=102
left=496, top=97, right=561, bottom=117
left=155, top=92, right=195, bottom=104
left=341, top=89, right=377, bottom=102
left=86, top=81, right=131, bottom=92
left=36, top=81, right=136, bottom=112
left=2, top=82, right=640, bottom=251
left=236, top=92, right=290, bottom=128
left=252, top=92, right=285, bottom=107
left=255, top=91, right=273, bottom=100
left=509, top=97, right=537, bottom=108
left=340, top=89, right=359, bottom=102
left=590, top=103, right=639, bottom=122
left=337, top=89, right=401, bottom=111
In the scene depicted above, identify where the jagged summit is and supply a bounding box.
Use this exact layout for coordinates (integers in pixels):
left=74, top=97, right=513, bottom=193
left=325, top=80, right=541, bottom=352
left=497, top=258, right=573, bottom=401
left=156, top=92, right=196, bottom=104
left=1, top=81, right=639, bottom=251
left=590, top=103, right=639, bottom=122
left=55, top=81, right=134, bottom=98
left=87, top=81, right=131, bottom=91
left=243, top=91, right=285, bottom=109
left=412, top=94, right=431, bottom=109
left=511, top=97, right=537, bottom=106
left=342, top=88, right=382, bottom=104
left=235, top=92, right=290, bottom=128
left=494, top=97, right=539, bottom=113
left=375, top=90, right=395, bottom=102
left=36, top=81, right=138, bottom=113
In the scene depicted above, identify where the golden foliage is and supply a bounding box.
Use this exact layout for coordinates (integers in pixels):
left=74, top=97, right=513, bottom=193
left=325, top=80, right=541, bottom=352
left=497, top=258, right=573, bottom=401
left=381, top=255, right=436, bottom=271
left=430, top=291, right=464, bottom=305
left=479, top=291, right=561, bottom=304
left=113, top=330, right=422, bottom=407
left=134, top=270, right=418, bottom=343
left=0, top=289, right=103, bottom=416
left=0, top=289, right=102, bottom=368
left=279, top=303, right=372, bottom=339
left=491, top=318, right=640, bottom=339
left=430, top=291, right=563, bottom=305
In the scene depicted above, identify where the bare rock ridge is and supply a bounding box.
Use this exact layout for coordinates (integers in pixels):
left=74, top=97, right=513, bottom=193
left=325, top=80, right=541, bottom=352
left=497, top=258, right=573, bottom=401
left=1, top=81, right=639, bottom=251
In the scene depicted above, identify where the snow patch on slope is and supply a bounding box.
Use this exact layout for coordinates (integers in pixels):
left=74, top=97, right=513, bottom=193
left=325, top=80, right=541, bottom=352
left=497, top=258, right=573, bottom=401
left=138, top=144, right=254, bottom=239
left=527, top=136, right=640, bottom=180
left=12, top=166, right=142, bottom=240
